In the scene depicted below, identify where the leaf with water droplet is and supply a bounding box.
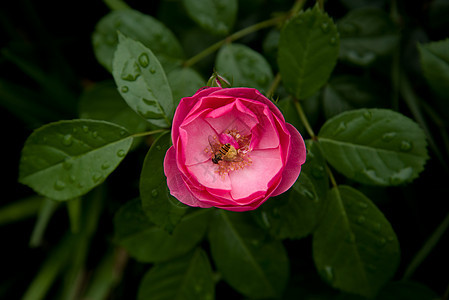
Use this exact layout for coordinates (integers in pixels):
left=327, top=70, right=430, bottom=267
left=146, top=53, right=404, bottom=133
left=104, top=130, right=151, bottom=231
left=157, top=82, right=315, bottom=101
left=182, top=0, right=237, bottom=35
left=140, top=132, right=187, bottom=233
left=318, top=108, right=428, bottom=186
left=138, top=53, right=149, bottom=67
left=137, top=248, right=215, bottom=300
left=92, top=9, right=184, bottom=72
left=313, top=185, right=400, bottom=298
left=216, top=43, right=273, bottom=91
left=418, top=40, right=449, bottom=99
left=113, top=33, right=174, bottom=128
left=209, top=211, right=289, bottom=298
left=278, top=4, right=339, bottom=99
left=337, top=7, right=399, bottom=66
left=19, top=120, right=133, bottom=201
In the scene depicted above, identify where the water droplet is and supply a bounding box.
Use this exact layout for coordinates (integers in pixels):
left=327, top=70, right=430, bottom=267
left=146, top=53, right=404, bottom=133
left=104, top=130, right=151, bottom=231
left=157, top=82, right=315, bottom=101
left=117, top=149, right=126, bottom=157
left=54, top=180, right=66, bottom=191
left=322, top=265, right=334, bottom=283
left=340, top=22, right=357, bottom=35
left=387, top=236, right=395, bottom=242
left=377, top=237, right=387, bottom=247
left=121, top=86, right=129, bottom=93
left=329, top=36, right=337, bottom=45
left=156, top=145, right=162, bottom=151
left=347, top=50, right=375, bottom=66
left=389, top=167, right=413, bottom=185
left=361, top=169, right=386, bottom=185
left=358, top=202, right=368, bottom=209
left=138, top=53, right=149, bottom=67
left=82, top=125, right=89, bottom=133
left=399, top=140, right=413, bottom=152
left=333, top=122, right=346, bottom=136
left=92, top=173, right=102, bottom=183
left=363, top=110, right=372, bottom=120
left=356, top=215, right=366, bottom=224
left=382, top=132, right=397, bottom=142
left=345, top=233, right=356, bottom=243
left=321, top=22, right=329, bottom=33
left=311, top=165, right=325, bottom=179
left=150, top=68, right=156, bottom=74
left=121, top=61, right=141, bottom=81
left=373, top=223, right=382, bottom=233
left=151, top=189, right=159, bottom=197
left=77, top=182, right=85, bottom=189
left=101, top=162, right=110, bottom=170
left=62, top=159, right=73, bottom=170
left=120, top=130, right=127, bottom=136
left=62, top=134, right=73, bottom=146
left=69, top=175, right=76, bottom=183
left=92, top=131, right=98, bottom=138
left=302, top=189, right=316, bottom=201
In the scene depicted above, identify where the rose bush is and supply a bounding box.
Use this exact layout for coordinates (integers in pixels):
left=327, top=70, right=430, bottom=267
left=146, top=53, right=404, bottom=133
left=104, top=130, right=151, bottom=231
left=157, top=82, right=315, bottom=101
left=164, top=87, right=306, bottom=211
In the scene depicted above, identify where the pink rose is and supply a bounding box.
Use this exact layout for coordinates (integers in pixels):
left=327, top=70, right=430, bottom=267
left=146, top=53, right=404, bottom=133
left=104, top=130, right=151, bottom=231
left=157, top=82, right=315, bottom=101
left=164, top=87, right=307, bottom=212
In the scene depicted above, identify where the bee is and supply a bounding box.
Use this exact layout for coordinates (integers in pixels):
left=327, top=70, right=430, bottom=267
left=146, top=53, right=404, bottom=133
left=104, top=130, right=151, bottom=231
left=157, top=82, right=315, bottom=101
left=208, top=135, right=242, bottom=164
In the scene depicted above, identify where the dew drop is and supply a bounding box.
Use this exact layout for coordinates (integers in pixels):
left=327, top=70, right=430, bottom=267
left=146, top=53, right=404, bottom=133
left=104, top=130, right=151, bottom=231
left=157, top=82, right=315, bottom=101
left=345, top=233, right=356, bottom=243
left=120, top=130, right=127, bottom=136
left=156, top=145, right=162, bottom=151
left=77, top=182, right=85, bottom=189
left=92, top=173, right=102, bottom=183
left=333, top=122, right=346, bottom=136
left=389, top=167, right=413, bottom=185
left=358, top=202, right=368, bottom=209
left=117, top=149, right=126, bottom=157
left=356, top=215, right=366, bottom=224
left=82, top=125, right=89, bottom=133
left=54, top=180, right=66, bottom=191
left=322, top=265, right=334, bottom=283
left=363, top=110, right=372, bottom=120
left=62, top=134, right=73, bottom=146
left=69, top=175, right=76, bottom=183
left=121, top=86, right=129, bottom=93
left=92, top=131, right=98, bottom=138
left=150, top=68, right=156, bottom=74
left=62, top=159, right=73, bottom=170
left=377, top=237, right=387, bottom=247
left=311, top=165, right=325, bottom=179
left=151, top=189, right=159, bottom=197
left=399, top=140, right=413, bottom=152
left=329, top=36, right=337, bottom=45
left=321, top=22, right=329, bottom=33
left=387, top=236, right=395, bottom=242
left=302, top=189, right=315, bottom=201
left=101, top=162, right=110, bottom=170
left=382, top=132, right=397, bottom=142
left=138, top=53, right=149, bottom=67
left=373, top=223, right=382, bottom=233
left=120, top=61, right=141, bottom=81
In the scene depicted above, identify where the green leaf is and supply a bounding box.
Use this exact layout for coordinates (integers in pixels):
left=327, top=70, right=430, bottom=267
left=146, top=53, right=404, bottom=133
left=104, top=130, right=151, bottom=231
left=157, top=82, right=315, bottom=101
left=278, top=4, right=339, bottom=99
left=92, top=9, right=184, bottom=72
left=138, top=248, right=215, bottom=300
left=114, top=199, right=211, bottom=263
left=140, top=132, right=188, bottom=233
left=301, top=140, right=329, bottom=201
left=167, top=68, right=205, bottom=105
left=418, top=39, right=449, bottom=98
left=182, top=0, right=237, bottom=35
left=112, top=33, right=174, bottom=128
left=78, top=80, right=147, bottom=135
left=19, top=120, right=133, bottom=201
left=216, top=43, right=274, bottom=91
left=208, top=211, right=289, bottom=299
left=338, top=8, right=399, bottom=66
left=260, top=173, right=324, bottom=240
left=322, top=75, right=387, bottom=119
left=376, top=281, right=439, bottom=300
left=318, top=108, right=428, bottom=186
left=313, top=186, right=400, bottom=298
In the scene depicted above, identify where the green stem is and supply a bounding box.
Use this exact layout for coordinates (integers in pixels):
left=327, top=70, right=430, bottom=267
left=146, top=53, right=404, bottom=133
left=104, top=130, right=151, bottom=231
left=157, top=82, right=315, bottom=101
left=403, top=210, right=449, bottom=280
left=131, top=129, right=168, bottom=138
left=183, top=16, right=284, bottom=68
left=103, top=0, right=130, bottom=10
left=291, top=0, right=308, bottom=16
left=294, top=99, right=316, bottom=139
left=266, top=73, right=282, bottom=100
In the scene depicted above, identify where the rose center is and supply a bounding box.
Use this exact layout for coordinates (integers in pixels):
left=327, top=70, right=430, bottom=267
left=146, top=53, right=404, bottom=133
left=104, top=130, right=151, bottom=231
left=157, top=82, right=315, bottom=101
left=205, top=129, right=252, bottom=177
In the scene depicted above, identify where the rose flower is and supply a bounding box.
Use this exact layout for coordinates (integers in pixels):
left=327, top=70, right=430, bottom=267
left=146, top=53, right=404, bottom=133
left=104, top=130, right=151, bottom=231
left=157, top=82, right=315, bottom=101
left=164, top=87, right=306, bottom=212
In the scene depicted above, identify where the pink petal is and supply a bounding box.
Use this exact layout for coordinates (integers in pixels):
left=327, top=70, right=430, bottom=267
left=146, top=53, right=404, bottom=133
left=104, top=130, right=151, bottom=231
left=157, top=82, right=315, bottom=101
left=186, top=161, right=232, bottom=190
left=250, top=104, right=280, bottom=150
left=229, top=148, right=283, bottom=200
left=271, top=123, right=307, bottom=196
left=164, top=147, right=211, bottom=208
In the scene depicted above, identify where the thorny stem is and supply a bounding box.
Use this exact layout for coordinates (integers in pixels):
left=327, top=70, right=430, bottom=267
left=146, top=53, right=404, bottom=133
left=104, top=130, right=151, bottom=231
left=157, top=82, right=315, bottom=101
left=183, top=16, right=284, bottom=68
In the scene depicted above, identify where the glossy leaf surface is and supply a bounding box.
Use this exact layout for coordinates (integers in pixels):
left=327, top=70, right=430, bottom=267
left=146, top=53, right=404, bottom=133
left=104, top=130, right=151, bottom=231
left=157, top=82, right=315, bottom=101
left=19, top=120, right=132, bottom=200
